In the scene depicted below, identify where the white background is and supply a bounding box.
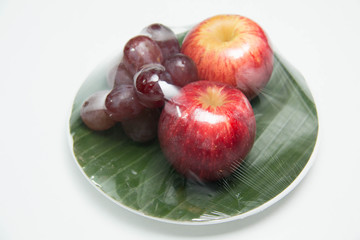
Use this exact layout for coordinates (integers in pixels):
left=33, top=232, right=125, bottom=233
left=1, top=0, right=360, bottom=239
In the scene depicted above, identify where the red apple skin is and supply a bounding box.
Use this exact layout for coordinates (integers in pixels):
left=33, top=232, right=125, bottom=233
left=158, top=81, right=256, bottom=181
left=181, top=14, right=273, bottom=100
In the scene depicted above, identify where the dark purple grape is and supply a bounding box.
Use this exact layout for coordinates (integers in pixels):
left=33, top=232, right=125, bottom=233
left=122, top=35, right=163, bottom=75
left=122, top=108, right=160, bottom=142
left=142, top=23, right=180, bottom=60
left=80, top=90, right=116, bottom=131
left=114, top=62, right=134, bottom=87
left=163, top=53, right=198, bottom=87
left=105, top=84, right=144, bottom=121
left=134, top=64, right=172, bottom=108
left=107, top=62, right=134, bottom=88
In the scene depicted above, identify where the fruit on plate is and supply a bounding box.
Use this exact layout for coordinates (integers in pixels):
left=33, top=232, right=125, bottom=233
left=80, top=90, right=116, bottom=131
left=80, top=22, right=199, bottom=142
left=134, top=63, right=172, bottom=108
left=181, top=14, right=273, bottom=99
left=107, top=62, right=133, bottom=88
left=163, top=53, right=198, bottom=87
left=141, top=23, right=181, bottom=60
left=122, top=108, right=160, bottom=142
left=122, top=35, right=163, bottom=75
left=158, top=80, right=256, bottom=181
left=105, top=84, right=144, bottom=121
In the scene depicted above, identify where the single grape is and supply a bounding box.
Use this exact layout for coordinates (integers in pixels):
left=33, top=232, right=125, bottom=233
left=80, top=90, right=116, bottom=131
left=105, top=84, right=144, bottom=121
left=141, top=23, right=180, bottom=60
left=114, top=62, right=134, bottom=87
left=163, top=53, right=198, bottom=87
left=134, top=64, right=172, bottom=108
left=122, top=108, right=160, bottom=142
left=122, top=35, right=163, bottom=75
left=107, top=61, right=134, bottom=88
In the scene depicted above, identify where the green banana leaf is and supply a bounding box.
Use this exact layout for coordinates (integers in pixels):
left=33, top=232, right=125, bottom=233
left=69, top=32, right=318, bottom=224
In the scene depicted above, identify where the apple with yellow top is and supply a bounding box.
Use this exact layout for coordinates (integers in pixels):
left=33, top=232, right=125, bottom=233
left=181, top=14, right=273, bottom=99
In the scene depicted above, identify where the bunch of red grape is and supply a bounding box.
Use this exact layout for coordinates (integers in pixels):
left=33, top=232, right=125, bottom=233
left=80, top=23, right=198, bottom=142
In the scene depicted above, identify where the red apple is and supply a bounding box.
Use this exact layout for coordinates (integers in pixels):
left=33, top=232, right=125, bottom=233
left=158, top=80, right=256, bottom=181
left=181, top=14, right=273, bottom=100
